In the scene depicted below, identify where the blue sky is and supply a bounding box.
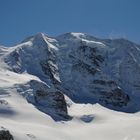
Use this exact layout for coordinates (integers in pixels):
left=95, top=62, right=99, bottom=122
left=0, top=0, right=140, bottom=46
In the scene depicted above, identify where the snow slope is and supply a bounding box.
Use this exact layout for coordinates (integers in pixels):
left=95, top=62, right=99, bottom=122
left=0, top=32, right=140, bottom=140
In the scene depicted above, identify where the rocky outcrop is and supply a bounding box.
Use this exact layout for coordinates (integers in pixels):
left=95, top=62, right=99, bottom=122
left=78, top=45, right=104, bottom=66
left=34, top=89, right=70, bottom=120
left=40, top=60, right=60, bottom=85
left=16, top=80, right=71, bottom=121
left=72, top=60, right=97, bottom=75
left=0, top=100, right=8, bottom=105
left=0, top=130, right=14, bottom=140
left=99, top=88, right=130, bottom=107
left=92, top=79, right=130, bottom=107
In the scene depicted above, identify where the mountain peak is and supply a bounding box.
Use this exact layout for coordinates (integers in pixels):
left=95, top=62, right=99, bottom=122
left=34, top=32, right=45, bottom=38
left=21, top=32, right=46, bottom=44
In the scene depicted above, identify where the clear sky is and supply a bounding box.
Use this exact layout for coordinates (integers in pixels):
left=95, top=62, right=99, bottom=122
left=0, top=0, right=140, bottom=46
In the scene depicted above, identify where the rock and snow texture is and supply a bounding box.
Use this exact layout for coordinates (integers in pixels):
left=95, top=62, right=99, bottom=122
left=0, top=32, right=140, bottom=140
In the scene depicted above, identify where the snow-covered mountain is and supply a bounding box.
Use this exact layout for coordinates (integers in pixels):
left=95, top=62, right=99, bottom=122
left=0, top=32, right=140, bottom=140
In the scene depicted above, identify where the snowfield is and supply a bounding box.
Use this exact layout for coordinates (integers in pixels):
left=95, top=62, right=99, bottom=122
left=0, top=32, right=140, bottom=140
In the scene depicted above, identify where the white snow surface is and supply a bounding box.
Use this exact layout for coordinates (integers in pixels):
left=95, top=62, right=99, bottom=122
left=0, top=32, right=140, bottom=140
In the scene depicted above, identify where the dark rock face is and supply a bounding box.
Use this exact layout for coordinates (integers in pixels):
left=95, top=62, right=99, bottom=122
left=78, top=45, right=104, bottom=66
left=70, top=45, right=104, bottom=75
left=93, top=80, right=116, bottom=86
left=99, top=88, right=130, bottom=107
left=4, top=50, right=22, bottom=73
left=0, top=130, right=14, bottom=140
left=40, top=60, right=60, bottom=85
left=35, top=90, right=67, bottom=114
left=17, top=80, right=71, bottom=121
left=92, top=79, right=130, bottom=107
left=0, top=100, right=8, bottom=105
left=65, top=44, right=130, bottom=108
left=34, top=89, right=70, bottom=120
left=72, top=60, right=97, bottom=75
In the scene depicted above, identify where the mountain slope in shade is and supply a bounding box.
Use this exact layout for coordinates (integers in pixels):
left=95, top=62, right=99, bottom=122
left=0, top=32, right=140, bottom=140
left=2, top=32, right=140, bottom=112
